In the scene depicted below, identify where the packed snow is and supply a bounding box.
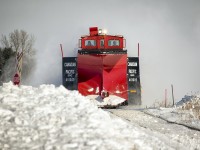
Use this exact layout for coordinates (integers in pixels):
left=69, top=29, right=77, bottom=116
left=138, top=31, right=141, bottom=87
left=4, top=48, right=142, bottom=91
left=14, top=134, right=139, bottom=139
left=86, top=95, right=125, bottom=107
left=144, top=94, right=200, bottom=130
left=0, top=82, right=134, bottom=150
left=107, top=94, right=200, bottom=149
left=109, top=106, right=200, bottom=150
left=1, top=82, right=200, bottom=150
left=0, top=82, right=171, bottom=150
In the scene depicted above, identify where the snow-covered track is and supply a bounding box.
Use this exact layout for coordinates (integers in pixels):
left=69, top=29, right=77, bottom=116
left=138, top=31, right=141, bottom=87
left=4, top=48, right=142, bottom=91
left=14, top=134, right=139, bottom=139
left=142, top=109, right=200, bottom=132
left=106, top=107, right=200, bottom=150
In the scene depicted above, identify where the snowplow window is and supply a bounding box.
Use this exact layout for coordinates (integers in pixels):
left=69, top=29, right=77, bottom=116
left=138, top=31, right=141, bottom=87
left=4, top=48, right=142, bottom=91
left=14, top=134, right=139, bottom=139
left=108, top=40, right=119, bottom=46
left=100, top=39, right=104, bottom=47
left=85, top=40, right=96, bottom=46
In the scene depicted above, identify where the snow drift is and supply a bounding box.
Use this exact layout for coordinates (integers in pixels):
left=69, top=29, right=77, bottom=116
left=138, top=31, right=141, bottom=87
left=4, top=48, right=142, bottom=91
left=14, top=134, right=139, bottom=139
left=0, top=82, right=134, bottom=149
left=0, top=82, right=158, bottom=150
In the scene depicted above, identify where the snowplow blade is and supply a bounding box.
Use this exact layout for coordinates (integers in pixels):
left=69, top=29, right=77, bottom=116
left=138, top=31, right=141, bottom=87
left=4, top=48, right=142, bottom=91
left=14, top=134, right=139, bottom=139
left=77, top=50, right=128, bottom=100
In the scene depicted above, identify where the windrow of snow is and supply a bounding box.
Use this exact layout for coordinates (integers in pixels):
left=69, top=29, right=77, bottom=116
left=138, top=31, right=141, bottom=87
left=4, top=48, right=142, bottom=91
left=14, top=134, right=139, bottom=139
left=176, top=94, right=200, bottom=120
left=0, top=82, right=162, bottom=150
left=176, top=94, right=200, bottom=107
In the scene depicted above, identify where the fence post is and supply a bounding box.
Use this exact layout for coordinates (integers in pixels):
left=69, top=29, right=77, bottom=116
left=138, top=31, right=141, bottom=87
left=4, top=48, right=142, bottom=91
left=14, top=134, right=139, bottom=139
left=171, top=84, right=175, bottom=106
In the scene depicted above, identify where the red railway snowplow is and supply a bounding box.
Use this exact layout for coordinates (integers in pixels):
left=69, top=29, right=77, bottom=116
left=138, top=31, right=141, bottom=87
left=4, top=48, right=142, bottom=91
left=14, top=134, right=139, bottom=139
left=62, top=27, right=141, bottom=107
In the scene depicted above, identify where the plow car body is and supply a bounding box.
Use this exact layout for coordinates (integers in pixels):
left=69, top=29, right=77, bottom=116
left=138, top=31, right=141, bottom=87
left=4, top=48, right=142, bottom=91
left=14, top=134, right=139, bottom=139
left=62, top=27, right=141, bottom=107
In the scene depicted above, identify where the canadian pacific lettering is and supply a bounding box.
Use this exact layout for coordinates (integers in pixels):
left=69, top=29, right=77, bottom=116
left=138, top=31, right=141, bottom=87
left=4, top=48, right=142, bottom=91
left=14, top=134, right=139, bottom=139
left=64, top=62, right=76, bottom=67
left=129, top=69, right=137, bottom=74
left=66, top=69, right=75, bottom=77
left=66, top=78, right=75, bottom=82
left=128, top=62, right=137, bottom=66
left=129, top=78, right=137, bottom=82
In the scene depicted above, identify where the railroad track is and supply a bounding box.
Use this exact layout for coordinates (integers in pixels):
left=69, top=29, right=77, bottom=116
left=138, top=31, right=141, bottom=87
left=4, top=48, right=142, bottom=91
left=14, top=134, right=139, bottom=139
left=105, top=107, right=200, bottom=149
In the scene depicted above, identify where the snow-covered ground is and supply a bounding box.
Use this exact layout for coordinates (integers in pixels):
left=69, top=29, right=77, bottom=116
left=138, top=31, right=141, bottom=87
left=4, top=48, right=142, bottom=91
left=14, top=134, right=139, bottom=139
left=1, top=82, right=200, bottom=150
left=144, top=95, right=200, bottom=130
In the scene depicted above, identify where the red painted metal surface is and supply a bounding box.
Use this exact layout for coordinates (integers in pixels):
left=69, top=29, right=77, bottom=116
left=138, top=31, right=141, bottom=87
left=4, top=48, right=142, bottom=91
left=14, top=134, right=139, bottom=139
left=78, top=54, right=102, bottom=95
left=77, top=53, right=128, bottom=100
left=103, top=54, right=128, bottom=100
left=89, top=27, right=98, bottom=36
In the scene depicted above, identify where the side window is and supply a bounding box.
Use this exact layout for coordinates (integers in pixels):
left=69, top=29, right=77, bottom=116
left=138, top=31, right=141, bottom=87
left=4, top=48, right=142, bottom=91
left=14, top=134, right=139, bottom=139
left=108, top=40, right=120, bottom=46
left=85, top=40, right=96, bottom=46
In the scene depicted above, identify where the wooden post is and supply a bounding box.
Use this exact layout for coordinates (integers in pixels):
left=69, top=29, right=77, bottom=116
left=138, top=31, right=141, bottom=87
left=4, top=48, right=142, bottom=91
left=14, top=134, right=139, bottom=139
left=171, top=84, right=175, bottom=106
left=138, top=43, right=140, bottom=59
left=60, top=44, right=64, bottom=58
left=165, top=89, right=167, bottom=107
left=13, top=51, right=23, bottom=85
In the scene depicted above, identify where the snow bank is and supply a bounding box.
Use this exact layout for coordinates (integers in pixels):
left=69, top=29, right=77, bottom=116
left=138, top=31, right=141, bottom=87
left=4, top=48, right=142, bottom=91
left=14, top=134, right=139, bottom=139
left=176, top=95, right=200, bottom=107
left=174, top=94, right=200, bottom=121
left=0, top=82, right=146, bottom=150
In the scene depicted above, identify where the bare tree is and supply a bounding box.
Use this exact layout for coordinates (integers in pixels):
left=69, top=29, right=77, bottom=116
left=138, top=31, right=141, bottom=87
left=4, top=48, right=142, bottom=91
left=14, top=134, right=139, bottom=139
left=1, top=29, right=35, bottom=55
left=1, top=36, right=10, bottom=48
left=0, top=30, right=36, bottom=84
